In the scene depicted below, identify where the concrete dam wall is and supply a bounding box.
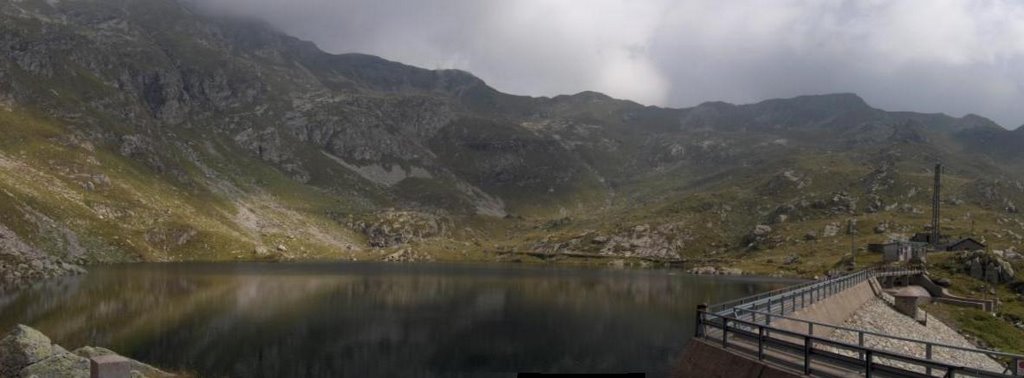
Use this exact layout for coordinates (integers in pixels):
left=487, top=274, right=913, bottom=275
left=768, top=280, right=876, bottom=338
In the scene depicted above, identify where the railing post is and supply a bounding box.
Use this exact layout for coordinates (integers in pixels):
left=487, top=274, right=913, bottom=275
left=926, top=344, right=933, bottom=376
left=859, top=332, right=865, bottom=361
left=758, top=326, right=765, bottom=360
left=804, top=336, right=812, bottom=374
left=696, top=303, right=707, bottom=338
left=865, top=350, right=873, bottom=378
left=808, top=323, right=814, bottom=336
left=722, top=319, right=729, bottom=349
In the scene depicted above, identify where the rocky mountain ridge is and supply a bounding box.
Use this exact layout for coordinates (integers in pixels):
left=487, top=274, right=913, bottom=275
left=0, top=0, right=1022, bottom=289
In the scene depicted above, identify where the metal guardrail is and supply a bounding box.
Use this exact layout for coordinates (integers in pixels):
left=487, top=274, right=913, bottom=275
left=696, top=268, right=1024, bottom=377
left=699, top=313, right=1007, bottom=378
left=710, top=268, right=916, bottom=316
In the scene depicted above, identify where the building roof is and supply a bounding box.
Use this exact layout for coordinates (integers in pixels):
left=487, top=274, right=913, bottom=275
left=948, top=238, right=986, bottom=248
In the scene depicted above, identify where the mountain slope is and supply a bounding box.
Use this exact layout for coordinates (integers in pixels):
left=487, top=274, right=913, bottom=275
left=0, top=0, right=1022, bottom=291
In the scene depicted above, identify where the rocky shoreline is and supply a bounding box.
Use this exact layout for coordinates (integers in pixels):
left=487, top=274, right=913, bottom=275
left=686, top=266, right=744, bottom=275
left=0, top=225, right=86, bottom=295
left=0, top=324, right=174, bottom=378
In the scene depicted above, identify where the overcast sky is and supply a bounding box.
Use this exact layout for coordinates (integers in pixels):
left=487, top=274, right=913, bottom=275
left=199, top=0, right=1024, bottom=129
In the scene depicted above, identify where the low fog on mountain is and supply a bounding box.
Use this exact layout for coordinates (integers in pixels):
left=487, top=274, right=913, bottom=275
left=193, top=0, right=1024, bottom=129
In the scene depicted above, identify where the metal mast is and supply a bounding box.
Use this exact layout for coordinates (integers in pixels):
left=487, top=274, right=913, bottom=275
left=931, top=163, right=942, bottom=247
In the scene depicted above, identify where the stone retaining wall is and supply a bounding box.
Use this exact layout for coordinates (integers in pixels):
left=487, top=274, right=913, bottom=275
left=769, top=280, right=876, bottom=338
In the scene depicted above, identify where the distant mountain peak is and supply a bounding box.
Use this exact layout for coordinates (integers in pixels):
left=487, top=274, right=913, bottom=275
left=958, top=113, right=1003, bottom=130
left=551, top=91, right=616, bottom=103
left=779, top=93, right=870, bottom=109
left=693, top=101, right=737, bottom=109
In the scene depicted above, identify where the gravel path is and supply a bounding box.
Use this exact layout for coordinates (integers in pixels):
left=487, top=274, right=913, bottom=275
left=826, top=298, right=1006, bottom=374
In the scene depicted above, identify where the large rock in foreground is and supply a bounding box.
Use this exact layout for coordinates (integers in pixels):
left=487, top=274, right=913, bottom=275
left=0, top=325, right=173, bottom=378
left=0, top=325, right=54, bottom=377
left=19, top=345, right=90, bottom=378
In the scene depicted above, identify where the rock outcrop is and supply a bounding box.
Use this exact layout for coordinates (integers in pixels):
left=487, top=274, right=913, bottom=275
left=382, top=248, right=434, bottom=262
left=353, top=211, right=447, bottom=248
left=957, top=251, right=1017, bottom=284
left=1, top=0, right=1024, bottom=290
left=0, top=325, right=55, bottom=377
left=0, top=325, right=173, bottom=378
left=0, top=225, right=86, bottom=294
left=687, top=266, right=743, bottom=275
left=744, top=224, right=781, bottom=250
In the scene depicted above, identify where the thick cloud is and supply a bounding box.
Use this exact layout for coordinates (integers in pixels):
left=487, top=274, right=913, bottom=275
left=196, top=0, right=1024, bottom=128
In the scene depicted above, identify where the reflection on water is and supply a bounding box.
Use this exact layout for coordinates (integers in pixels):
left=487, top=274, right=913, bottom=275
left=0, top=262, right=797, bottom=377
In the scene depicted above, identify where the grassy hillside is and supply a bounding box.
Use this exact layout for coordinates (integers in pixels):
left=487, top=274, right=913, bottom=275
left=0, top=0, right=1020, bottom=290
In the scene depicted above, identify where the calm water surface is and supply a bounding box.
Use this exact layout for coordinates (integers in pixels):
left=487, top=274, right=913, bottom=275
left=0, top=262, right=798, bottom=377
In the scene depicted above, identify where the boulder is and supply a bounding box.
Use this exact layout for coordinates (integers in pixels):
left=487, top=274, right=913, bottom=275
left=753, top=225, right=772, bottom=236
left=688, top=266, right=717, bottom=275
left=718, top=267, right=743, bottom=275
left=744, top=225, right=780, bottom=250
left=985, top=262, right=1001, bottom=284
left=823, top=223, right=840, bottom=237
left=0, top=325, right=53, bottom=377
left=959, top=251, right=1016, bottom=284
left=999, top=259, right=1016, bottom=282
left=970, top=258, right=984, bottom=280
left=20, top=345, right=89, bottom=378
left=1, top=325, right=172, bottom=378
left=935, top=278, right=952, bottom=287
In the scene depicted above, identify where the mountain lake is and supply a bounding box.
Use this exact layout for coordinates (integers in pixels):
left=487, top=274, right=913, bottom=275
left=0, top=262, right=799, bottom=377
